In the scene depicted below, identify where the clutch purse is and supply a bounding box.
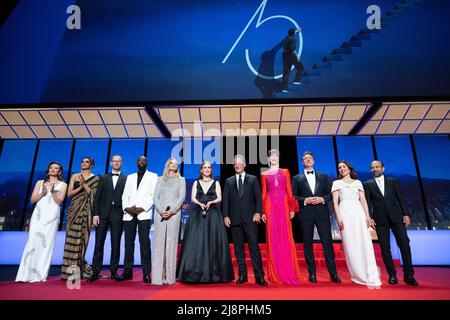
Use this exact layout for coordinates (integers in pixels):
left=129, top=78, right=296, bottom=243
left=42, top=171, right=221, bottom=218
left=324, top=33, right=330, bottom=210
left=288, top=196, right=300, bottom=213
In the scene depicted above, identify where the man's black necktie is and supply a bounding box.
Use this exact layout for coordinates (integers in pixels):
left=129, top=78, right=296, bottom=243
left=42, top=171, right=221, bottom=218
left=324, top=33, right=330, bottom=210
left=238, top=174, right=243, bottom=197
left=111, top=173, right=119, bottom=176
left=307, top=170, right=314, bottom=175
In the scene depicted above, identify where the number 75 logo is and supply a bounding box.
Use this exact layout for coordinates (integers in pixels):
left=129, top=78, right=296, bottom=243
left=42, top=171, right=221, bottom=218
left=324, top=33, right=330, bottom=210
left=222, top=0, right=303, bottom=80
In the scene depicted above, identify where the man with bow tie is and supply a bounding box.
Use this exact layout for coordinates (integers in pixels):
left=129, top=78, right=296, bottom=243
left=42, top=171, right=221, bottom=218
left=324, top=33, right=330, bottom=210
left=292, top=151, right=341, bottom=284
left=88, top=155, right=127, bottom=282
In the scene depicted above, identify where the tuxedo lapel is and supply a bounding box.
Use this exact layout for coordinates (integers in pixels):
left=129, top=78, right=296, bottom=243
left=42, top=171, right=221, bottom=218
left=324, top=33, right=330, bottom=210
left=371, top=179, right=384, bottom=198
left=300, top=174, right=313, bottom=195
left=107, top=173, right=114, bottom=190
left=313, top=172, right=320, bottom=195
left=137, top=171, right=148, bottom=193
left=383, top=177, right=391, bottom=199
left=117, top=174, right=126, bottom=190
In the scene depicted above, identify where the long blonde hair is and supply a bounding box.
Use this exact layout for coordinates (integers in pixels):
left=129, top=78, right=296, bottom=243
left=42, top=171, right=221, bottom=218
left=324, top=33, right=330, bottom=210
left=163, top=157, right=181, bottom=181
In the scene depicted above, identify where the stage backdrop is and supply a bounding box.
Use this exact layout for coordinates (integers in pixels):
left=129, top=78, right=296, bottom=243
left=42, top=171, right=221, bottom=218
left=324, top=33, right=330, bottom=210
left=0, top=135, right=449, bottom=239
left=0, top=0, right=449, bottom=104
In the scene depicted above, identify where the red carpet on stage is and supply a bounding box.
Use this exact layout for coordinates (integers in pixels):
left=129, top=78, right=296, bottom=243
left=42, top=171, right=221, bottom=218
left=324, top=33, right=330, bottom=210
left=1, top=244, right=449, bottom=300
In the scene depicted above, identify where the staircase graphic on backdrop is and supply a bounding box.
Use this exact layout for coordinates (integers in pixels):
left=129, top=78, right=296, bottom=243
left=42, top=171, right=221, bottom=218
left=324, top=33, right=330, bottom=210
left=278, top=0, right=423, bottom=96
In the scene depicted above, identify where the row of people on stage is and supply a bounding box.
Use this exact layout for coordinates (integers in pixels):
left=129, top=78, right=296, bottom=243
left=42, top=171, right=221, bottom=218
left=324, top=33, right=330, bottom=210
left=15, top=150, right=419, bottom=287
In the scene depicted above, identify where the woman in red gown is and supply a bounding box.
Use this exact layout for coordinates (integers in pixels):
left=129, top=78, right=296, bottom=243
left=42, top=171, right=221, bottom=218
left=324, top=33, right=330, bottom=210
left=261, top=149, right=303, bottom=284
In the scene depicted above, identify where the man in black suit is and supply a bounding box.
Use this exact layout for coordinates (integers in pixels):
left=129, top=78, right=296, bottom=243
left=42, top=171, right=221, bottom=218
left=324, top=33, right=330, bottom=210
left=364, top=160, right=419, bottom=286
left=88, top=155, right=127, bottom=282
left=223, top=155, right=267, bottom=286
left=292, top=151, right=340, bottom=283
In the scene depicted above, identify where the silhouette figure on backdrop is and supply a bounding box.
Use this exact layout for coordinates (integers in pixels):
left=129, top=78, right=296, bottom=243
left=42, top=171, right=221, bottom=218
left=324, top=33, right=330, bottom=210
left=282, top=28, right=304, bottom=92
left=254, top=41, right=284, bottom=98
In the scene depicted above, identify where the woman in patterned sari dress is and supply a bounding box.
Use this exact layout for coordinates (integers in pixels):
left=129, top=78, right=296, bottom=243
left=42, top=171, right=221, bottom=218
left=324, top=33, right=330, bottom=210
left=61, top=157, right=99, bottom=280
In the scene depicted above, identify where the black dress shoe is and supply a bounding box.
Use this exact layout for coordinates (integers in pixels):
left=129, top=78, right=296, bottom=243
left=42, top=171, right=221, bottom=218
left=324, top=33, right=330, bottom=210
left=143, top=275, right=151, bottom=283
left=110, top=273, right=121, bottom=282
left=308, top=275, right=317, bottom=283
left=86, top=274, right=100, bottom=282
left=330, top=274, right=341, bottom=283
left=388, top=275, right=398, bottom=285
left=236, top=275, right=248, bottom=284
left=255, top=277, right=268, bottom=286
left=117, top=272, right=133, bottom=282
left=404, top=276, right=419, bottom=286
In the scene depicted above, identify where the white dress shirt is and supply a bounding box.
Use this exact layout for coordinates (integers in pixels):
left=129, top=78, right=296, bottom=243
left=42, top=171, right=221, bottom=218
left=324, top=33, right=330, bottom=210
left=110, top=171, right=121, bottom=205
left=112, top=171, right=121, bottom=189
left=236, top=172, right=246, bottom=190
left=375, top=175, right=385, bottom=196
left=304, top=169, right=316, bottom=195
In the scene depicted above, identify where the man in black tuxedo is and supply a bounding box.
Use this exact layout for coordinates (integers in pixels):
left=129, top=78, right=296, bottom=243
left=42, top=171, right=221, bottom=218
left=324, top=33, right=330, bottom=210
left=292, top=151, right=340, bottom=283
left=364, top=160, right=419, bottom=286
left=223, top=155, right=267, bottom=286
left=88, top=155, right=127, bottom=282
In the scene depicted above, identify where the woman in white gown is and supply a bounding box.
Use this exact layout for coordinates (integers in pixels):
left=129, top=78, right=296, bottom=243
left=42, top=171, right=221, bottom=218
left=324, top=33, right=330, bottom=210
left=331, top=161, right=381, bottom=288
left=16, top=162, right=67, bottom=282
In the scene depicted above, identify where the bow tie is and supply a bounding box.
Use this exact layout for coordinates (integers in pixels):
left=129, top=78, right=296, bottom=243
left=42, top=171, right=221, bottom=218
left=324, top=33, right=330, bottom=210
left=307, top=171, right=314, bottom=175
left=111, top=173, right=119, bottom=176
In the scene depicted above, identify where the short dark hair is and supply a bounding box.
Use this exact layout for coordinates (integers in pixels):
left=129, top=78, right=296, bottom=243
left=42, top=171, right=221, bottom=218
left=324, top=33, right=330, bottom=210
left=288, top=28, right=296, bottom=36
left=371, top=160, right=384, bottom=167
left=302, top=151, right=314, bottom=159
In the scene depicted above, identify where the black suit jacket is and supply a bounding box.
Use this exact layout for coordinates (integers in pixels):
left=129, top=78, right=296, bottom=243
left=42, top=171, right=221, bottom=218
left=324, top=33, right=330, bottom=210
left=222, top=173, right=263, bottom=226
left=363, top=176, right=409, bottom=225
left=292, top=171, right=332, bottom=221
left=92, top=173, right=127, bottom=220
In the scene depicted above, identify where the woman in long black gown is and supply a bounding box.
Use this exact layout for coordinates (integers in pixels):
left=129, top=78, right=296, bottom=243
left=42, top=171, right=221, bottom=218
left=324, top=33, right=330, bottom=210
left=177, top=161, right=234, bottom=283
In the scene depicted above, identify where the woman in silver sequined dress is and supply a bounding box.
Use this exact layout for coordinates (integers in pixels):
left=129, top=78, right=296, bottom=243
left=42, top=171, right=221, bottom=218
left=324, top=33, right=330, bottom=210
left=152, top=157, right=186, bottom=285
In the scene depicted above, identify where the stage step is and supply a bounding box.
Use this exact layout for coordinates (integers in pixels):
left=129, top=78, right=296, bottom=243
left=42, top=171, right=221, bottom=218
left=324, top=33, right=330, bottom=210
left=227, top=243, right=400, bottom=268
left=177, top=243, right=401, bottom=269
